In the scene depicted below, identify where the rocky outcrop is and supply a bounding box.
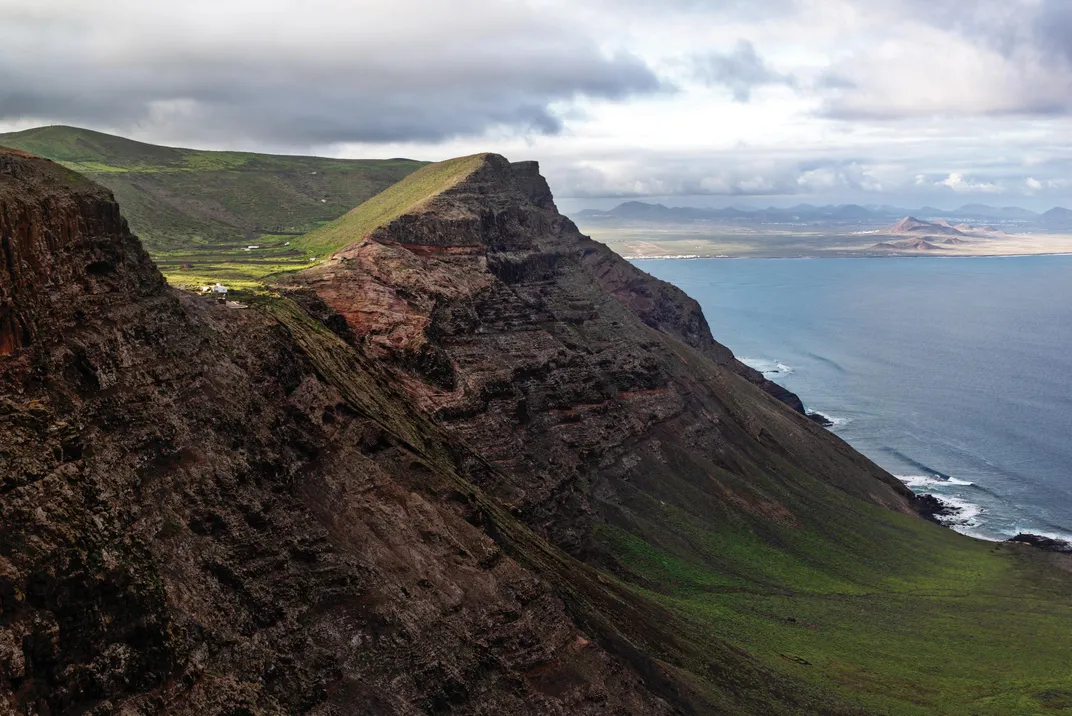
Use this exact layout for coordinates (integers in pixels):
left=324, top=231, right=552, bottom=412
left=0, top=149, right=161, bottom=358
left=1009, top=534, right=1072, bottom=553
left=577, top=241, right=808, bottom=413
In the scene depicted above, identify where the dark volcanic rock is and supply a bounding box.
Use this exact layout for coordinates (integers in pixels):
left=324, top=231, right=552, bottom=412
left=1008, top=534, right=1072, bottom=553
left=806, top=411, right=834, bottom=428
left=912, top=493, right=961, bottom=524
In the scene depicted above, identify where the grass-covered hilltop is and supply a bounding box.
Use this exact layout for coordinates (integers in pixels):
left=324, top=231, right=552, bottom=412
left=293, top=153, right=489, bottom=258
left=3, top=134, right=1072, bottom=715
left=0, top=125, right=424, bottom=288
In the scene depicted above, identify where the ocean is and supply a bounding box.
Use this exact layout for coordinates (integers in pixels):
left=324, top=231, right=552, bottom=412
left=632, top=255, right=1072, bottom=542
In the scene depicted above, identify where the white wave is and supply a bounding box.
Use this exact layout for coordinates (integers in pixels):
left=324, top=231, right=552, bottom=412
left=896, top=474, right=988, bottom=535
left=741, top=357, right=795, bottom=377
left=897, top=474, right=946, bottom=488
left=897, top=474, right=974, bottom=488
left=934, top=496, right=985, bottom=528
left=809, top=410, right=850, bottom=428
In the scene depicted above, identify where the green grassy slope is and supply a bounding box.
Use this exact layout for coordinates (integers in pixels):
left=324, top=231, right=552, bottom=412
left=293, top=153, right=488, bottom=257
left=587, top=337, right=1072, bottom=715
left=0, top=126, right=426, bottom=288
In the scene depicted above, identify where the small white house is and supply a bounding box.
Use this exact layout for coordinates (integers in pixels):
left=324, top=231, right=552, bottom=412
left=211, top=283, right=228, bottom=302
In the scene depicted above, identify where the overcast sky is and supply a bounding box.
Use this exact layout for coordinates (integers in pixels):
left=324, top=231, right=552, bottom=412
left=2, top=0, right=1071, bottom=211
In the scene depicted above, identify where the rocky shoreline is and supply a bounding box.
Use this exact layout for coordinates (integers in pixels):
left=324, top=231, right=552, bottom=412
left=1008, top=533, right=1072, bottom=553
left=909, top=488, right=1072, bottom=553
left=806, top=411, right=834, bottom=427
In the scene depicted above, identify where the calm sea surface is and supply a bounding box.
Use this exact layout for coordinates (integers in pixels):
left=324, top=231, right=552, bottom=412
left=632, top=255, right=1072, bottom=541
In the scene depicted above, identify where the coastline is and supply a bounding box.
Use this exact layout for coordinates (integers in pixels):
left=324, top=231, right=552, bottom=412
left=730, top=338, right=1072, bottom=551
left=910, top=484, right=1072, bottom=552
left=632, top=253, right=1072, bottom=554
left=582, top=223, right=1072, bottom=261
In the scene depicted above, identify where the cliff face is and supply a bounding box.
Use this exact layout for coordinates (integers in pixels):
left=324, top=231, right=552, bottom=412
left=0, top=149, right=161, bottom=359
left=0, top=148, right=679, bottom=715
left=288, top=154, right=911, bottom=553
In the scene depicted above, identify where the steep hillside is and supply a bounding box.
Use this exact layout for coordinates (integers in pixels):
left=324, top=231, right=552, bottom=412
left=286, top=154, right=1072, bottom=715
left=4, top=149, right=1072, bottom=715
left=0, top=126, right=425, bottom=288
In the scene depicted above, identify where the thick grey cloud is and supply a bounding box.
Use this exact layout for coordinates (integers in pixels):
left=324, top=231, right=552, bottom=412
left=544, top=133, right=1072, bottom=211
left=0, top=0, right=661, bottom=146
left=1036, top=0, right=1072, bottom=65
left=693, top=41, right=796, bottom=101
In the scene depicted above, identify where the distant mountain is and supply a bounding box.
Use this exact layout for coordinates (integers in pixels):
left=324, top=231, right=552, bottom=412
left=606, top=201, right=676, bottom=220
left=890, top=216, right=966, bottom=236
left=831, top=204, right=874, bottom=220
left=1042, top=207, right=1072, bottom=228
left=957, top=204, right=1040, bottom=220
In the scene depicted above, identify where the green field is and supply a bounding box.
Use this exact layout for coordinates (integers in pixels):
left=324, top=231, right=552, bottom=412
left=0, top=126, right=426, bottom=287
left=579, top=340, right=1072, bottom=715
left=596, top=485, right=1072, bottom=714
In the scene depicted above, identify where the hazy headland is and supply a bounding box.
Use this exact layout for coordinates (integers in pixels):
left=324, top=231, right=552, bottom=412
left=575, top=201, right=1072, bottom=259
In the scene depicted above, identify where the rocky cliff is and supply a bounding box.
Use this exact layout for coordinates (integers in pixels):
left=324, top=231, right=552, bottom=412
left=1, top=148, right=970, bottom=716
left=287, top=154, right=912, bottom=554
